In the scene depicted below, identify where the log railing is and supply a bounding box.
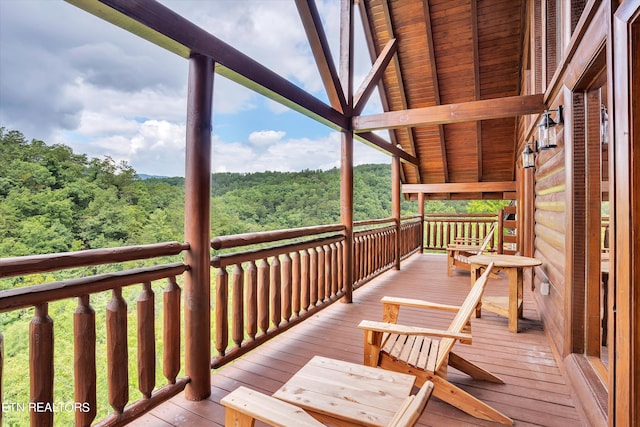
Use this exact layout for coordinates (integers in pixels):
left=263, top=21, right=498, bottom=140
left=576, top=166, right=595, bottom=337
left=0, top=217, right=426, bottom=425
left=210, top=224, right=346, bottom=368
left=352, top=216, right=422, bottom=287
left=423, top=213, right=496, bottom=251
left=0, top=243, right=189, bottom=427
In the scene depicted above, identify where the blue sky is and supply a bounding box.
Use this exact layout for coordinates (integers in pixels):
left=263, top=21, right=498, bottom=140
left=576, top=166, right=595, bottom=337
left=0, top=0, right=390, bottom=177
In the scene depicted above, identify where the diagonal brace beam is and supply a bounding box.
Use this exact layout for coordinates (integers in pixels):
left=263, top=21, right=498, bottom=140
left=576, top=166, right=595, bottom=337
left=295, top=0, right=348, bottom=113
left=353, top=38, right=398, bottom=115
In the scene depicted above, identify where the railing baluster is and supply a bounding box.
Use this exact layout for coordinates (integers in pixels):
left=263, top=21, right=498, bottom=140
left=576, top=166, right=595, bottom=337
left=330, top=243, right=338, bottom=297
left=309, top=248, right=318, bottom=306
left=270, top=256, right=281, bottom=328
left=301, top=249, right=310, bottom=312
left=163, top=277, right=181, bottom=384
left=281, top=253, right=292, bottom=323
left=245, top=261, right=258, bottom=341
left=232, top=264, right=244, bottom=347
left=258, top=258, right=270, bottom=335
left=138, top=282, right=155, bottom=398
left=0, top=332, right=3, bottom=426
left=337, top=242, right=343, bottom=294
left=291, top=252, right=301, bottom=318
left=106, top=288, right=128, bottom=415
left=74, top=295, right=97, bottom=426
left=30, top=303, right=54, bottom=427
left=216, top=268, right=229, bottom=357
left=324, top=245, right=331, bottom=300
left=316, top=246, right=325, bottom=303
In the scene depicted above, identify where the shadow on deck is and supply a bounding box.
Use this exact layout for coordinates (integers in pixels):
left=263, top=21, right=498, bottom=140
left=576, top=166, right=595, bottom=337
left=131, top=253, right=586, bottom=426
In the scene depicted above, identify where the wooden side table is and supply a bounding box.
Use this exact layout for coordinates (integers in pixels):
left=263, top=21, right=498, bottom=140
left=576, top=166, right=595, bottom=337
left=468, top=254, right=542, bottom=333
left=272, top=356, right=416, bottom=426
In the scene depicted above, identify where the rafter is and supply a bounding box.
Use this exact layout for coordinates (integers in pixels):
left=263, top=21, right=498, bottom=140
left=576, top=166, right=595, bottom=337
left=295, top=0, right=347, bottom=113
left=353, top=94, right=545, bottom=132
left=66, top=0, right=348, bottom=131
left=402, top=181, right=516, bottom=194
left=353, top=38, right=397, bottom=115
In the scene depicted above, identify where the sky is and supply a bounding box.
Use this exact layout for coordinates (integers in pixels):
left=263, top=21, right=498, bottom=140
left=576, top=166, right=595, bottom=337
left=0, top=0, right=390, bottom=177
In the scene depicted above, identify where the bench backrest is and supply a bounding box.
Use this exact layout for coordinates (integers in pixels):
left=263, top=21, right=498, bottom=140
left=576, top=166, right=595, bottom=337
left=388, top=381, right=434, bottom=427
left=436, top=262, right=494, bottom=371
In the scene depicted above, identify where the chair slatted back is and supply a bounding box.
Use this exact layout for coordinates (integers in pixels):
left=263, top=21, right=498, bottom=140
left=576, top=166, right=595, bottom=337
left=435, top=262, right=494, bottom=371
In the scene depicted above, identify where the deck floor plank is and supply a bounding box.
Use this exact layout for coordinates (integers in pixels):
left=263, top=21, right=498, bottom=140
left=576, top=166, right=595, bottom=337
left=130, top=253, right=587, bottom=426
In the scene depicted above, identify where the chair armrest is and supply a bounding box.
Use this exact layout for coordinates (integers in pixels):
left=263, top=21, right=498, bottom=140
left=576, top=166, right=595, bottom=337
left=221, top=386, right=324, bottom=427
left=358, top=320, right=472, bottom=342
left=381, top=296, right=461, bottom=312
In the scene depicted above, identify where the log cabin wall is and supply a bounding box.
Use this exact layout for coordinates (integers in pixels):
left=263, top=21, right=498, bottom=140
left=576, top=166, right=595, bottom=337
left=518, top=0, right=640, bottom=425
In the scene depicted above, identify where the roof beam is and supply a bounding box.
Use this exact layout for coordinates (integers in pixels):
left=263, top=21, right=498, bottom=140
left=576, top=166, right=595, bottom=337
left=402, top=181, right=516, bottom=194
left=353, top=94, right=545, bottom=131
left=353, top=38, right=397, bottom=115
left=356, top=132, right=418, bottom=165
left=66, top=0, right=348, bottom=131
left=295, top=0, right=347, bottom=113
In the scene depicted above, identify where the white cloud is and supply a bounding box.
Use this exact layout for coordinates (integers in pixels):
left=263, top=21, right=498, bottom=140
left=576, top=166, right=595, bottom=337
left=1, top=0, right=390, bottom=178
left=248, top=130, right=286, bottom=146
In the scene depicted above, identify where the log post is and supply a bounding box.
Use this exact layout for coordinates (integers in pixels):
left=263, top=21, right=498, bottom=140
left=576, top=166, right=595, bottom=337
left=184, top=53, right=213, bottom=400
left=74, top=295, right=97, bottom=425
left=30, top=303, right=54, bottom=427
left=107, top=288, right=128, bottom=415
left=392, top=155, right=401, bottom=269
left=340, top=0, right=354, bottom=303
left=163, top=277, right=181, bottom=384
left=0, top=333, right=3, bottom=426
left=138, top=282, right=155, bottom=399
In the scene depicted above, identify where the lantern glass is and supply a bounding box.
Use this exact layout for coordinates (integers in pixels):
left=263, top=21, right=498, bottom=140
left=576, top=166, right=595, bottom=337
left=522, top=145, right=535, bottom=169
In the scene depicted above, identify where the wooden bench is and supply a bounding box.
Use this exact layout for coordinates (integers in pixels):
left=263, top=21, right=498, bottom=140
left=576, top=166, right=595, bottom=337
left=447, top=224, right=496, bottom=276
left=359, top=262, right=513, bottom=425
left=221, top=382, right=434, bottom=427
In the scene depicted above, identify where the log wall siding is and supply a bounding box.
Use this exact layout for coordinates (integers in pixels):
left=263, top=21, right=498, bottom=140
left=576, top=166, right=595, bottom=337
left=532, top=121, right=568, bottom=355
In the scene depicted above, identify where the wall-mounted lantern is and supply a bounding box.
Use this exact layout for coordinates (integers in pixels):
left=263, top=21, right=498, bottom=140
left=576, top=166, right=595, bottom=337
left=537, top=105, right=563, bottom=150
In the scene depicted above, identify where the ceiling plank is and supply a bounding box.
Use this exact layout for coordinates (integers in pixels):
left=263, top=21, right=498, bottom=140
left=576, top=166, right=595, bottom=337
left=356, top=132, right=418, bottom=165
left=66, top=0, right=348, bottom=131
left=379, top=0, right=421, bottom=183
left=471, top=0, right=482, bottom=182
left=402, top=181, right=516, bottom=194
left=353, top=38, right=398, bottom=115
left=353, top=94, right=544, bottom=131
left=295, top=0, right=347, bottom=113
left=422, top=0, right=449, bottom=183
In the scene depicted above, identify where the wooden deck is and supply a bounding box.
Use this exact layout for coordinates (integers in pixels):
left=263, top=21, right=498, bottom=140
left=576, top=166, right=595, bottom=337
left=130, top=253, right=587, bottom=426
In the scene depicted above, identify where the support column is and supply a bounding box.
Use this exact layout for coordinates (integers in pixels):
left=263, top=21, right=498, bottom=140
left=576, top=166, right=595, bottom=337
left=418, top=192, right=425, bottom=253
left=341, top=131, right=353, bottom=303
left=184, top=54, right=213, bottom=400
left=339, top=0, right=354, bottom=303
left=392, top=155, right=401, bottom=269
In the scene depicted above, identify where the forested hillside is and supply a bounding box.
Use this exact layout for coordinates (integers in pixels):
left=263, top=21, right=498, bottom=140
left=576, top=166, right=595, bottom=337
left=1, top=127, right=508, bottom=261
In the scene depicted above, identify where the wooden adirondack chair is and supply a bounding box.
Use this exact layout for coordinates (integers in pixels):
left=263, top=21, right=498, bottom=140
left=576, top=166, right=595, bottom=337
left=358, top=262, right=514, bottom=425
left=447, top=224, right=496, bottom=276
left=221, top=382, right=435, bottom=427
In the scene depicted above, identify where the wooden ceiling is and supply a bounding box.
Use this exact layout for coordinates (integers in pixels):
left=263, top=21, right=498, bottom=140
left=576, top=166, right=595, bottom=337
left=67, top=0, right=541, bottom=199
left=357, top=0, right=529, bottom=199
